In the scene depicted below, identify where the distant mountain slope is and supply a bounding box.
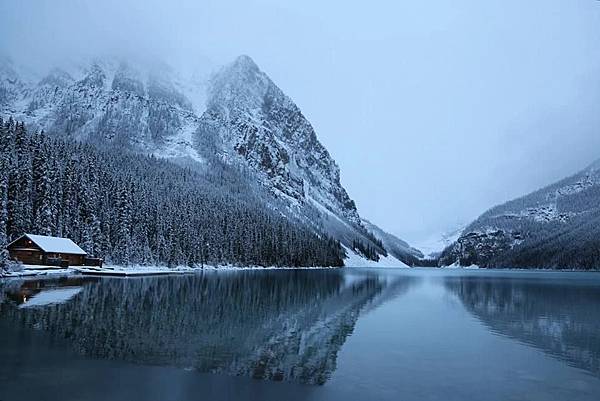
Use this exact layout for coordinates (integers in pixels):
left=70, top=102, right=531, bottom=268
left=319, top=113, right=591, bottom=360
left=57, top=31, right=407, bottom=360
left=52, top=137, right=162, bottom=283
left=1, top=58, right=205, bottom=162
left=411, top=225, right=465, bottom=259
left=439, top=160, right=600, bottom=269
left=361, top=219, right=423, bottom=266
left=0, top=54, right=419, bottom=265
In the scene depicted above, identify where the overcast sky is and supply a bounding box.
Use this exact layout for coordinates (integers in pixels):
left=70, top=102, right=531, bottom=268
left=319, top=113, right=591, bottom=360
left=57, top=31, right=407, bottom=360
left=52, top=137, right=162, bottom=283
left=2, top=0, right=600, bottom=245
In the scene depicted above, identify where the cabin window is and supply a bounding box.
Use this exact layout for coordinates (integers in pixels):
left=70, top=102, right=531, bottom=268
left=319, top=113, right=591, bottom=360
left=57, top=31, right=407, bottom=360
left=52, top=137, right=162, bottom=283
left=39, top=255, right=43, bottom=260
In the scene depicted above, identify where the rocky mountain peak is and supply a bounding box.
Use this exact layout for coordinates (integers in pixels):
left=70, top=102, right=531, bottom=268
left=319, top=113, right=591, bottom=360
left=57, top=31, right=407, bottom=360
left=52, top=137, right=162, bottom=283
left=0, top=58, right=25, bottom=108
left=39, top=68, right=74, bottom=88
left=200, top=55, right=361, bottom=226
left=231, top=54, right=260, bottom=73
left=207, top=55, right=271, bottom=114
left=111, top=62, right=145, bottom=97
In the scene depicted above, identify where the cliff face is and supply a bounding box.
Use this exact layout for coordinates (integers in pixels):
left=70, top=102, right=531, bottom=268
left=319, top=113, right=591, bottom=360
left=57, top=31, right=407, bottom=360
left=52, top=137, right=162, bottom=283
left=198, top=55, right=360, bottom=224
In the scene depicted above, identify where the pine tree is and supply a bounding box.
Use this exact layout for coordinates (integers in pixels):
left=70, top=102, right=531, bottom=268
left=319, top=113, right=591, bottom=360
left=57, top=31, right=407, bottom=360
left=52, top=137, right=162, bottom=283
left=60, top=158, right=77, bottom=238
left=114, top=182, right=132, bottom=265
left=7, top=121, right=33, bottom=238
left=0, top=157, right=9, bottom=270
left=32, top=135, right=53, bottom=235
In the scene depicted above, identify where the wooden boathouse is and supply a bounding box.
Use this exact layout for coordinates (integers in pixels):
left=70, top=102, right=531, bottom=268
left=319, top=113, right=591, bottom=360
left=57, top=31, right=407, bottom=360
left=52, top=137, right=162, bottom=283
left=7, top=234, right=97, bottom=267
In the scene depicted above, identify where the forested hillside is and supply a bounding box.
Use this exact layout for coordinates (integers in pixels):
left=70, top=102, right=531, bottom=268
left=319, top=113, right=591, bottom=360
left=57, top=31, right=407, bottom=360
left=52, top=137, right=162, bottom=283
left=439, top=160, right=600, bottom=269
left=0, top=118, right=344, bottom=268
left=0, top=55, right=419, bottom=266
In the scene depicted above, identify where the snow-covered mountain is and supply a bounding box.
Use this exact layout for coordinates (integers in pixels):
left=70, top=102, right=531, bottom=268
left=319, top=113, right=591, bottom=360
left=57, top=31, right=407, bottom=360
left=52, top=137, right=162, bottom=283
left=361, top=219, right=423, bottom=265
left=197, top=55, right=361, bottom=224
left=413, top=225, right=465, bottom=259
left=1, top=58, right=205, bottom=162
left=1, top=54, right=415, bottom=266
left=439, top=160, right=600, bottom=269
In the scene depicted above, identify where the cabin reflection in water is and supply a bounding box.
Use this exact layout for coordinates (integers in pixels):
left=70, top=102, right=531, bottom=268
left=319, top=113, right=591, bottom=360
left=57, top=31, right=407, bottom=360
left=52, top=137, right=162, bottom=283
left=2, top=277, right=98, bottom=307
left=0, top=271, right=418, bottom=385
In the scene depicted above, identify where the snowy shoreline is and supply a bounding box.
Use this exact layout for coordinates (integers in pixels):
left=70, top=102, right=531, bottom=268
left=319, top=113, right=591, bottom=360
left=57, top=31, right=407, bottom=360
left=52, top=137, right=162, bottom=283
left=3, top=263, right=599, bottom=281
left=0, top=263, right=343, bottom=280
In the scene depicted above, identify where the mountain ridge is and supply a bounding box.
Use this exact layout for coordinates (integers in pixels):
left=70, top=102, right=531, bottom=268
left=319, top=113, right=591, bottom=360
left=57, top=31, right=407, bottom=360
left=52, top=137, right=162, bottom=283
left=0, top=54, right=416, bottom=266
left=439, top=160, right=600, bottom=269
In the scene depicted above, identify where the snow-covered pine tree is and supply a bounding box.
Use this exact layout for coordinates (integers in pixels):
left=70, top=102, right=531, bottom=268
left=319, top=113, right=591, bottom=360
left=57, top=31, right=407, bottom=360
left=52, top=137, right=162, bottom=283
left=0, top=119, right=344, bottom=267
left=114, top=182, right=132, bottom=265
left=0, top=148, right=9, bottom=270
left=31, top=134, right=54, bottom=235
left=6, top=121, right=32, bottom=238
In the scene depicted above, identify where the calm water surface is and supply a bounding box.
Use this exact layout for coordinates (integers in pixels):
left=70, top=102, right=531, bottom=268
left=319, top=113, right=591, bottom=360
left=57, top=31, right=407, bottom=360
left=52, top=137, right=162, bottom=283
left=1, top=268, right=600, bottom=401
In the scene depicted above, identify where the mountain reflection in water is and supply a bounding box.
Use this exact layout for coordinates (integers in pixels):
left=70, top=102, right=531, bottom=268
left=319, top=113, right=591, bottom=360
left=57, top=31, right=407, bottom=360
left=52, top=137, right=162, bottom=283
left=0, top=270, right=418, bottom=385
left=445, top=275, right=600, bottom=377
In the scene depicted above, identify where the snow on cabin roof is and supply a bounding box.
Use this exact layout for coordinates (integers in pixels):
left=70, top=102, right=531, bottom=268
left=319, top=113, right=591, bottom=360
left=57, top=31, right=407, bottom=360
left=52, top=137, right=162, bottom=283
left=21, top=234, right=87, bottom=255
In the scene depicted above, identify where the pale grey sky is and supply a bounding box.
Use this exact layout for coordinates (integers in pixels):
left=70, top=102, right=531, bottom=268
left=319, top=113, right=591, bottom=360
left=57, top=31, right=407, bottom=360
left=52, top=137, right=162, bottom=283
left=2, top=0, right=600, bottom=244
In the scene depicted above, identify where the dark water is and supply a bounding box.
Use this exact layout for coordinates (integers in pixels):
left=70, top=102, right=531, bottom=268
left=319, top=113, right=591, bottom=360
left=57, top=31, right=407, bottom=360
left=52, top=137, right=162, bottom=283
left=1, top=268, right=600, bottom=401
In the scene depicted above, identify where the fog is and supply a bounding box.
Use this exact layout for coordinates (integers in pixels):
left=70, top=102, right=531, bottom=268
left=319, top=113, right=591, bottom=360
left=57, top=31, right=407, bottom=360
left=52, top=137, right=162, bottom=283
left=2, top=0, right=600, bottom=245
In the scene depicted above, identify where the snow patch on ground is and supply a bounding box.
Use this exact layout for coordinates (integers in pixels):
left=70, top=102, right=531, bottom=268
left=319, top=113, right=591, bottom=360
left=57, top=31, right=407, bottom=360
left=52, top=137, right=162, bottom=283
left=440, top=262, right=480, bottom=269
left=343, top=246, right=409, bottom=268
left=1, top=263, right=342, bottom=281
left=199, top=265, right=340, bottom=271
left=500, top=203, right=574, bottom=223
left=74, top=265, right=195, bottom=276
left=309, top=196, right=350, bottom=228
left=154, top=116, right=204, bottom=163
left=1, top=266, right=76, bottom=279
left=101, top=264, right=340, bottom=272
left=555, top=174, right=597, bottom=197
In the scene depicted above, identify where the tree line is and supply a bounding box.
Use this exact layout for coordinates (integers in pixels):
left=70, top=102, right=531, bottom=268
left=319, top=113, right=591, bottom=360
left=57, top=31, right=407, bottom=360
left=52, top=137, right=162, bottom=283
left=0, top=118, right=345, bottom=268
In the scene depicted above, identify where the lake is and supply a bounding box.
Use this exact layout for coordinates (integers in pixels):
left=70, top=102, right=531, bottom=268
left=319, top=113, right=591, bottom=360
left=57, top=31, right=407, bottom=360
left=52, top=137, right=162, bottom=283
left=1, top=268, right=600, bottom=401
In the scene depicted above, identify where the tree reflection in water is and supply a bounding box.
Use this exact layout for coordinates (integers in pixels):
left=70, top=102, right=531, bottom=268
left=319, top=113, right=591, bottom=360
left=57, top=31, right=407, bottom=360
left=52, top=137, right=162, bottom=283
left=1, top=270, right=417, bottom=385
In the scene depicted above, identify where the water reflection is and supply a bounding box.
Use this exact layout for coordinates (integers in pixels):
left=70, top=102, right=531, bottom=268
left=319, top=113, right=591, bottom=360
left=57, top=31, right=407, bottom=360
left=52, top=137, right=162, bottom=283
left=0, top=277, right=98, bottom=306
left=445, top=275, right=600, bottom=376
left=0, top=270, right=417, bottom=385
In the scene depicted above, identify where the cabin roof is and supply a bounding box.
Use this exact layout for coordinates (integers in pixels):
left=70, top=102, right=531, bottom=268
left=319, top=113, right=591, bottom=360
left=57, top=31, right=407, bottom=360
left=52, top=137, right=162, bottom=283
left=9, top=234, right=87, bottom=255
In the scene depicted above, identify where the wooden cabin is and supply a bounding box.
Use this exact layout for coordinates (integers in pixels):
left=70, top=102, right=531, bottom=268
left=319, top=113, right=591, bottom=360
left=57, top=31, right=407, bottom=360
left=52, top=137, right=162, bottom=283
left=7, top=234, right=88, bottom=267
